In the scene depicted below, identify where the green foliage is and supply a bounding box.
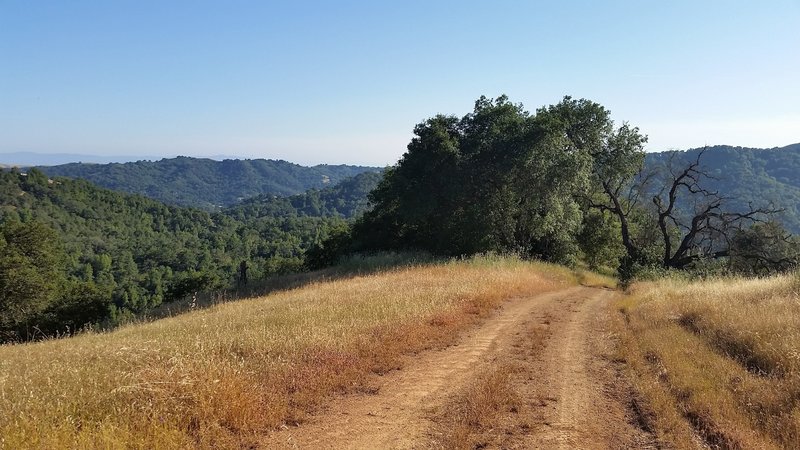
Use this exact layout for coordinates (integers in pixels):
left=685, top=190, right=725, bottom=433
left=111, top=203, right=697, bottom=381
left=226, top=171, right=382, bottom=220
left=729, top=221, right=799, bottom=275
left=644, top=144, right=800, bottom=233
left=39, top=156, right=380, bottom=210
left=305, top=222, right=353, bottom=270
left=0, top=170, right=361, bottom=341
left=578, top=209, right=625, bottom=270
left=352, top=95, right=594, bottom=263
left=38, top=282, right=110, bottom=334
left=0, top=220, right=66, bottom=338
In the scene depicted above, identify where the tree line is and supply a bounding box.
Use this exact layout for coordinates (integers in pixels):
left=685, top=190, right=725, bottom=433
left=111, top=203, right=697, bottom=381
left=321, top=95, right=798, bottom=279
left=3, top=95, right=797, bottom=341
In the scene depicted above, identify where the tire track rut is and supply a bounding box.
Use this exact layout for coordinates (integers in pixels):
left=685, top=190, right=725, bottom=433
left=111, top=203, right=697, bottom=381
left=262, top=286, right=654, bottom=449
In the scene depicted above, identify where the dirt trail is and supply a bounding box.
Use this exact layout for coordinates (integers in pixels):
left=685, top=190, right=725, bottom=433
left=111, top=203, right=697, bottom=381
left=262, top=286, right=654, bottom=449
left=517, top=288, right=656, bottom=449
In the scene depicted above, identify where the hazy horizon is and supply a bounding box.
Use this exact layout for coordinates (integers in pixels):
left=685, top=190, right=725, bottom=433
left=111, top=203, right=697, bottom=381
left=2, top=1, right=798, bottom=166
left=4, top=141, right=800, bottom=169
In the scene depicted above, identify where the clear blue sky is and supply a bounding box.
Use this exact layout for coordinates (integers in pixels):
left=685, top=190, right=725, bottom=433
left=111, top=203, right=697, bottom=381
left=1, top=0, right=798, bottom=166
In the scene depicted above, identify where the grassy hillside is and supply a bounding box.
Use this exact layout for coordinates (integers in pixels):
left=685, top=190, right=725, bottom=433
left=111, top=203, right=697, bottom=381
left=38, top=156, right=381, bottom=209
left=0, top=256, right=574, bottom=448
left=618, top=273, right=800, bottom=448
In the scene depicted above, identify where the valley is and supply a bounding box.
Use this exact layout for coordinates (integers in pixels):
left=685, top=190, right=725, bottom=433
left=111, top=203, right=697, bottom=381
left=3, top=3, right=798, bottom=448
left=1, top=104, right=798, bottom=449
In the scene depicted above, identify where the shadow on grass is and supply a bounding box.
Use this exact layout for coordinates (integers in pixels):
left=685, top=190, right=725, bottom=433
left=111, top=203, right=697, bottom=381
left=145, top=250, right=585, bottom=322
left=144, top=251, right=438, bottom=321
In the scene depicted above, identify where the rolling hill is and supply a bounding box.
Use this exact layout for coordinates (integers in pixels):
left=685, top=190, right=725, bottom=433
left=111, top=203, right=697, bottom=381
left=33, top=145, right=800, bottom=233
left=38, top=156, right=381, bottom=209
left=0, top=167, right=354, bottom=339
left=224, top=170, right=383, bottom=220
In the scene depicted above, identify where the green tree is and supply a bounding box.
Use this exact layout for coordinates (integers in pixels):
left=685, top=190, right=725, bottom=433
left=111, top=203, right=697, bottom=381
left=38, top=281, right=110, bottom=335
left=352, top=95, right=595, bottom=263
left=578, top=209, right=625, bottom=270
left=542, top=97, right=651, bottom=276
left=0, top=221, right=66, bottom=339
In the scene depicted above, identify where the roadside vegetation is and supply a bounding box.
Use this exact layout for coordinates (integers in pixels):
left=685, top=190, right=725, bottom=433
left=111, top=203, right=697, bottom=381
left=617, top=272, right=800, bottom=449
left=3, top=93, right=800, bottom=447
left=3, top=95, right=798, bottom=342
left=0, top=255, right=573, bottom=449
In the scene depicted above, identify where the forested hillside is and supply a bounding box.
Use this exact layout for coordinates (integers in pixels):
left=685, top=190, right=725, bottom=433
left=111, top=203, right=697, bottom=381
left=34, top=146, right=800, bottom=232
left=38, top=156, right=380, bottom=209
left=644, top=144, right=800, bottom=233
left=3, top=104, right=798, bottom=341
left=225, top=171, right=383, bottom=220
left=0, top=168, right=352, bottom=340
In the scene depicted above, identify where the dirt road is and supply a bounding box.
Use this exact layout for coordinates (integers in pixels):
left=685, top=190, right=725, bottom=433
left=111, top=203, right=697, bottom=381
left=262, top=287, right=655, bottom=449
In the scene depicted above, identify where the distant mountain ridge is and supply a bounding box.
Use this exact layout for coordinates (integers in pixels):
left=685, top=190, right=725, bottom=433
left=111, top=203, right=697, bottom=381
left=28, top=144, right=800, bottom=233
left=0, top=152, right=164, bottom=166
left=38, top=156, right=382, bottom=209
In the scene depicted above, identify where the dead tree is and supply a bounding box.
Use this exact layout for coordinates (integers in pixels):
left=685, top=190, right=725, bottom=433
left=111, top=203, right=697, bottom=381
left=651, top=148, right=782, bottom=269
left=588, top=146, right=783, bottom=273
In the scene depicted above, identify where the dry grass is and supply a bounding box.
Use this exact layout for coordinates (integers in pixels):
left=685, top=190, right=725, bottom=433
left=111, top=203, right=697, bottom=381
left=0, top=256, right=573, bottom=449
left=574, top=269, right=618, bottom=289
left=430, top=364, right=523, bottom=449
left=428, top=287, right=557, bottom=450
left=617, top=272, right=800, bottom=449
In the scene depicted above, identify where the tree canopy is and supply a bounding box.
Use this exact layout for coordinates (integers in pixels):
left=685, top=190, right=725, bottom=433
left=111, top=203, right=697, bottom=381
left=0, top=168, right=362, bottom=341
left=346, top=95, right=797, bottom=278
left=351, top=95, right=638, bottom=264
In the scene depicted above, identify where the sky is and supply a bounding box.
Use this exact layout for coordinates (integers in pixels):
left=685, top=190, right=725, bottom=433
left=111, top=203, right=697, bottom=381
left=1, top=0, right=798, bottom=166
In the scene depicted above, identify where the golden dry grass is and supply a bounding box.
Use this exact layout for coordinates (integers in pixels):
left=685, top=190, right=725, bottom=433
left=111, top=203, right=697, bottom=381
left=617, top=272, right=800, bottom=449
left=574, top=269, right=618, bottom=289
left=431, top=364, right=522, bottom=449
left=0, top=256, right=573, bottom=449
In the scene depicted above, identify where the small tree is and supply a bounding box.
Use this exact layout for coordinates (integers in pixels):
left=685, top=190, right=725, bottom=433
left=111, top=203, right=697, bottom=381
left=729, top=221, right=799, bottom=275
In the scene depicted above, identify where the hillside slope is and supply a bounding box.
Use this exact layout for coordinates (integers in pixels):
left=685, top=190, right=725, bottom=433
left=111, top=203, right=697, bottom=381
left=0, top=169, right=348, bottom=337
left=38, top=156, right=381, bottom=209
left=618, top=273, right=800, bottom=448
left=0, top=258, right=575, bottom=448
left=225, top=170, right=382, bottom=220
left=34, top=145, right=800, bottom=232
left=644, top=143, right=800, bottom=233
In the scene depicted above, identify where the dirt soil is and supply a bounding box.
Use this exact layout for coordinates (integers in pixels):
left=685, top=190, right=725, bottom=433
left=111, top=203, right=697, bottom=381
left=261, top=286, right=657, bottom=449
